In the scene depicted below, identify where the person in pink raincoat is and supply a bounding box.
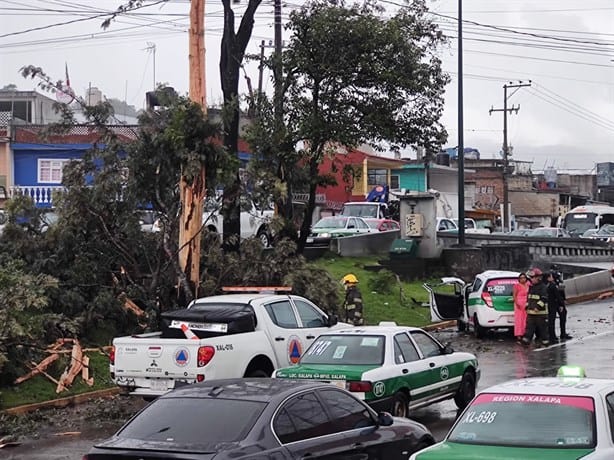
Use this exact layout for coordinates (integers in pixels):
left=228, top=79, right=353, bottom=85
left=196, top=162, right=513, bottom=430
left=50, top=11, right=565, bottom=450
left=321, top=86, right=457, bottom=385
left=512, top=272, right=529, bottom=342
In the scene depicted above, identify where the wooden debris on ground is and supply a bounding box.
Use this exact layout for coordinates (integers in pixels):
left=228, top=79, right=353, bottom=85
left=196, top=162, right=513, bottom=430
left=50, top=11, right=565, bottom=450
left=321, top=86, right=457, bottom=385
left=13, top=338, right=95, bottom=392
left=0, top=436, right=21, bottom=449
left=14, top=354, right=60, bottom=384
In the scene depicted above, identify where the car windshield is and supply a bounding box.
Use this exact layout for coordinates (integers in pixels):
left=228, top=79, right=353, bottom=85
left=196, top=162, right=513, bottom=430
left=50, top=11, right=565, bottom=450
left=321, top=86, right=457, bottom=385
left=448, top=393, right=596, bottom=449
left=314, top=217, right=348, bottom=229
left=117, top=397, right=266, bottom=445
left=300, top=334, right=385, bottom=366
left=596, top=224, right=614, bottom=235
left=484, top=278, right=517, bottom=297
left=341, top=204, right=379, bottom=218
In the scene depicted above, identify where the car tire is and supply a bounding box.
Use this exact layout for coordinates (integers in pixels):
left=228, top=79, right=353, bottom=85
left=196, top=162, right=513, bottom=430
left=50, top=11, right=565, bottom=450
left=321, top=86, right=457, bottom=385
left=246, top=369, right=270, bottom=378
left=473, top=314, right=486, bottom=339
left=391, top=391, right=409, bottom=418
left=454, top=371, right=476, bottom=409
left=414, top=438, right=434, bottom=453
left=257, top=228, right=271, bottom=247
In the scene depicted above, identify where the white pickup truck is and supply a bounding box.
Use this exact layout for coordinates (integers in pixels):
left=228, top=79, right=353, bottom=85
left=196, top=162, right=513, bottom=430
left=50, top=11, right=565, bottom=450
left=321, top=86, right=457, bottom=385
left=111, top=290, right=349, bottom=398
left=203, top=197, right=275, bottom=247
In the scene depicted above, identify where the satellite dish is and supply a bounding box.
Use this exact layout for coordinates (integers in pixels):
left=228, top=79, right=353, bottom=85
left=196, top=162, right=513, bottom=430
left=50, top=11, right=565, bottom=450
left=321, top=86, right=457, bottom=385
left=56, top=85, right=74, bottom=104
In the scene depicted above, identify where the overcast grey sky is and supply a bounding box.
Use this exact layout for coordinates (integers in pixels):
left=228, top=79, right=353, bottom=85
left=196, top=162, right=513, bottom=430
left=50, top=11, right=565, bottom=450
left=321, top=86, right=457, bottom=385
left=1, top=0, right=613, bottom=171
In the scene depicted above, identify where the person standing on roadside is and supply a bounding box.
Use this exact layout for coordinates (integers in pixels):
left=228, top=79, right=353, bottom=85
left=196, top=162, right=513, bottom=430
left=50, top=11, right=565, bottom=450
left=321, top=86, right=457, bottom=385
left=545, top=271, right=562, bottom=343
left=512, top=272, right=529, bottom=342
left=522, top=268, right=550, bottom=346
left=549, top=267, right=572, bottom=341
left=342, top=274, right=365, bottom=326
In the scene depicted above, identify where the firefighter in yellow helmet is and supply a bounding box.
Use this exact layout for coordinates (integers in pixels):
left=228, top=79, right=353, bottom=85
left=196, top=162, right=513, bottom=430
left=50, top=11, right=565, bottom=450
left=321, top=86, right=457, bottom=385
left=342, top=274, right=364, bottom=326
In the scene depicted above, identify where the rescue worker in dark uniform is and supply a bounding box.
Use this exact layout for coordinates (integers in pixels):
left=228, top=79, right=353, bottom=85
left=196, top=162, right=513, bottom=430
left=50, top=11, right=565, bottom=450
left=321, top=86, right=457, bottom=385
left=342, top=274, right=364, bottom=326
left=522, top=268, right=550, bottom=346
left=545, top=271, right=563, bottom=343
left=547, top=267, right=572, bottom=341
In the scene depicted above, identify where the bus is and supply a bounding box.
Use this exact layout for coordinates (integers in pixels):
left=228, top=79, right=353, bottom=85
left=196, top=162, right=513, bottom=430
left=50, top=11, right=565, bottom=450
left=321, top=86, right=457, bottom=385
left=559, top=205, right=614, bottom=237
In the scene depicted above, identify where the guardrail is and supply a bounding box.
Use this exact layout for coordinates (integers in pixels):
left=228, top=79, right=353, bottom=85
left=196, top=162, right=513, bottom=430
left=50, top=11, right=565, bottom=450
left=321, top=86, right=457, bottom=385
left=438, top=232, right=614, bottom=263
left=564, top=269, right=614, bottom=301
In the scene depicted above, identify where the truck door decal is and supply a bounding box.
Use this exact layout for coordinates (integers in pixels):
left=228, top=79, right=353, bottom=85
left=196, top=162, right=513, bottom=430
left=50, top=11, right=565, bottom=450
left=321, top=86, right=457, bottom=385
left=174, top=348, right=190, bottom=367
left=288, top=336, right=303, bottom=364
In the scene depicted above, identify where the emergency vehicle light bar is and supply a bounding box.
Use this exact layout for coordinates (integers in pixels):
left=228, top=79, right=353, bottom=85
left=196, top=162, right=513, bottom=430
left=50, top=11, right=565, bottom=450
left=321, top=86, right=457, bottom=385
left=222, top=286, right=292, bottom=294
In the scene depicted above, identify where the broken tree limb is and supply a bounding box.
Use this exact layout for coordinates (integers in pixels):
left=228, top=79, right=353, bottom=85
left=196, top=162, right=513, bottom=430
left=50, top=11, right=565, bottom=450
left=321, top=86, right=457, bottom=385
left=14, top=354, right=60, bottom=384
left=56, top=343, right=83, bottom=392
left=123, top=296, right=145, bottom=317
left=28, top=361, right=61, bottom=386
left=81, top=355, right=94, bottom=386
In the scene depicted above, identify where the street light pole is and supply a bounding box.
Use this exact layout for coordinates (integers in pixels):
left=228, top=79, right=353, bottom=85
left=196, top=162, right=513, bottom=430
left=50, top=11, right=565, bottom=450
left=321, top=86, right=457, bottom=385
left=457, top=0, right=465, bottom=246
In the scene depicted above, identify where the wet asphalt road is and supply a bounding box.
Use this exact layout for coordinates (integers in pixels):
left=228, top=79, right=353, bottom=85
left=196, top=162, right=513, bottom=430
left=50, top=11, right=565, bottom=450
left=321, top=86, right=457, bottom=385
left=4, top=299, right=613, bottom=460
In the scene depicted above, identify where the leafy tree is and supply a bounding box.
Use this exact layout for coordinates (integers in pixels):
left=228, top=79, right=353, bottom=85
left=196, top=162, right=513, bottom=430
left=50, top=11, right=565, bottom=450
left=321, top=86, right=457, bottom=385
left=247, top=0, right=449, bottom=251
left=0, top=260, right=57, bottom=385
left=0, top=83, right=18, bottom=91
left=104, top=0, right=266, bottom=252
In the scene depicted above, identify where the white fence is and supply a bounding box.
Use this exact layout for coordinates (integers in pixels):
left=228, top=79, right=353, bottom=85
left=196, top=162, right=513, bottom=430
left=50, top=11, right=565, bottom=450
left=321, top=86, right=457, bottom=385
left=9, top=186, right=64, bottom=206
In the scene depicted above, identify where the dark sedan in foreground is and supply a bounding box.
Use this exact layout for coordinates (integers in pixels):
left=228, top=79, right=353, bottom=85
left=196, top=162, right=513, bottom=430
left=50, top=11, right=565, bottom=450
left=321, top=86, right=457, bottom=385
left=85, top=378, right=434, bottom=459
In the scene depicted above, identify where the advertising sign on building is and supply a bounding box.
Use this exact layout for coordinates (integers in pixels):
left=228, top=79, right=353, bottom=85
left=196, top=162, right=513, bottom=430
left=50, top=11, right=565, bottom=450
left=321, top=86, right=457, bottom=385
left=596, top=162, right=614, bottom=187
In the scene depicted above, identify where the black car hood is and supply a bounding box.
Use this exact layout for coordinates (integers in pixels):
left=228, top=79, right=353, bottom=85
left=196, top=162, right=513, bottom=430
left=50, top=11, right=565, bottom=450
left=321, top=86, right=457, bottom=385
left=94, top=436, right=240, bottom=457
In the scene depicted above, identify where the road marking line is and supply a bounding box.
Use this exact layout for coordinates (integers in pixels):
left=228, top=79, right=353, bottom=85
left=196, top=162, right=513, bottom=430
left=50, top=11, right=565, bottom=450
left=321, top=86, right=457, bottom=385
left=532, top=330, right=614, bottom=352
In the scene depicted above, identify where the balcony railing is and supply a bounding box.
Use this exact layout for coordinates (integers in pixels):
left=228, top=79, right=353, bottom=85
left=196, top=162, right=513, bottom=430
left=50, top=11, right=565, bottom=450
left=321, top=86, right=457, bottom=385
left=10, top=186, right=64, bottom=206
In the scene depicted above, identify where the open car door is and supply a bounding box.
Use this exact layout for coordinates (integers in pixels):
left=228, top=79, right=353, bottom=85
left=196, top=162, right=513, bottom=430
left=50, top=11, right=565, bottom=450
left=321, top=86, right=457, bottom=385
left=422, top=277, right=466, bottom=323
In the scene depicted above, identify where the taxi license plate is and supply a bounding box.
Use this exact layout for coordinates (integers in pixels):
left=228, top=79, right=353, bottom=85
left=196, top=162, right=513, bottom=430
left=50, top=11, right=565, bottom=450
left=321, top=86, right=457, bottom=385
left=150, top=379, right=172, bottom=392
left=306, top=237, right=314, bottom=243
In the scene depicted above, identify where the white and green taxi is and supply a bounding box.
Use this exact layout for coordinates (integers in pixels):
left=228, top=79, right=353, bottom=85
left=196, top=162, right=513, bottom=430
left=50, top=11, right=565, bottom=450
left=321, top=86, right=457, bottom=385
left=274, top=323, right=480, bottom=418
left=423, top=270, right=520, bottom=339
left=411, top=366, right=614, bottom=460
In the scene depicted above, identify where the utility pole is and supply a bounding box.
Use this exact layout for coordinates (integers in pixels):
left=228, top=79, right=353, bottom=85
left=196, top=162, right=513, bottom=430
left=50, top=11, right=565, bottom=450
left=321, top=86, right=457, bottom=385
left=489, top=80, right=531, bottom=232
left=178, top=0, right=207, bottom=301
left=273, top=0, right=282, bottom=122
left=457, top=0, right=465, bottom=246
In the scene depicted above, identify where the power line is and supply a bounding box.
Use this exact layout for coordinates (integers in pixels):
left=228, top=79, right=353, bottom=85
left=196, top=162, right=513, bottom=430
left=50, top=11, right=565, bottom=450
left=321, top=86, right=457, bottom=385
left=526, top=88, right=614, bottom=132
left=380, top=0, right=614, bottom=46
left=0, top=0, right=168, bottom=38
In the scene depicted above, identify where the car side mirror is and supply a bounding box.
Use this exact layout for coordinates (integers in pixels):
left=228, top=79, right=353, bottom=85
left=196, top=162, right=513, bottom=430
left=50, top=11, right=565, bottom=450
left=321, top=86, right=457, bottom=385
left=326, top=314, right=338, bottom=327
left=443, top=343, right=454, bottom=354
left=377, top=412, right=394, bottom=426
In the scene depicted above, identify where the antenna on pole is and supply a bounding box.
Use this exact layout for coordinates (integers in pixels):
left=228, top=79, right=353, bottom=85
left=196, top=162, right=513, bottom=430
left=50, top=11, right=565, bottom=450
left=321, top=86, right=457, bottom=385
left=144, top=42, right=156, bottom=91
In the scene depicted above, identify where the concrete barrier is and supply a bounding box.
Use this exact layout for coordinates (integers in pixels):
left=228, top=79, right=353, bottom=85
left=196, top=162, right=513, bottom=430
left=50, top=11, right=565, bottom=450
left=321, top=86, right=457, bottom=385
left=332, top=229, right=400, bottom=257
left=564, top=269, right=614, bottom=301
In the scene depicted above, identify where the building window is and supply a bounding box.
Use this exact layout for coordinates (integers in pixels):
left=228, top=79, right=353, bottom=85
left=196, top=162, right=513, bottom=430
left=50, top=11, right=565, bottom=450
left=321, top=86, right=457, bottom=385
left=38, top=159, right=72, bottom=184
left=390, top=175, right=399, bottom=189
left=367, top=169, right=388, bottom=186
left=0, top=100, right=32, bottom=123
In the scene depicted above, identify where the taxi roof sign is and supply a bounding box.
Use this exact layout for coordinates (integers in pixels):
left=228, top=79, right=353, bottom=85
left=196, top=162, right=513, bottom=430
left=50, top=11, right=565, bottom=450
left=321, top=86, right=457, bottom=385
left=557, top=365, right=587, bottom=378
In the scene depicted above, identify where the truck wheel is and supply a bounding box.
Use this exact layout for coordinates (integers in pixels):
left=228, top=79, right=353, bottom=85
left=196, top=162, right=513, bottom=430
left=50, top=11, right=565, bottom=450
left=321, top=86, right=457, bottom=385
left=257, top=228, right=271, bottom=247
left=246, top=369, right=270, bottom=378
left=454, top=371, right=476, bottom=409
left=391, top=391, right=409, bottom=418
